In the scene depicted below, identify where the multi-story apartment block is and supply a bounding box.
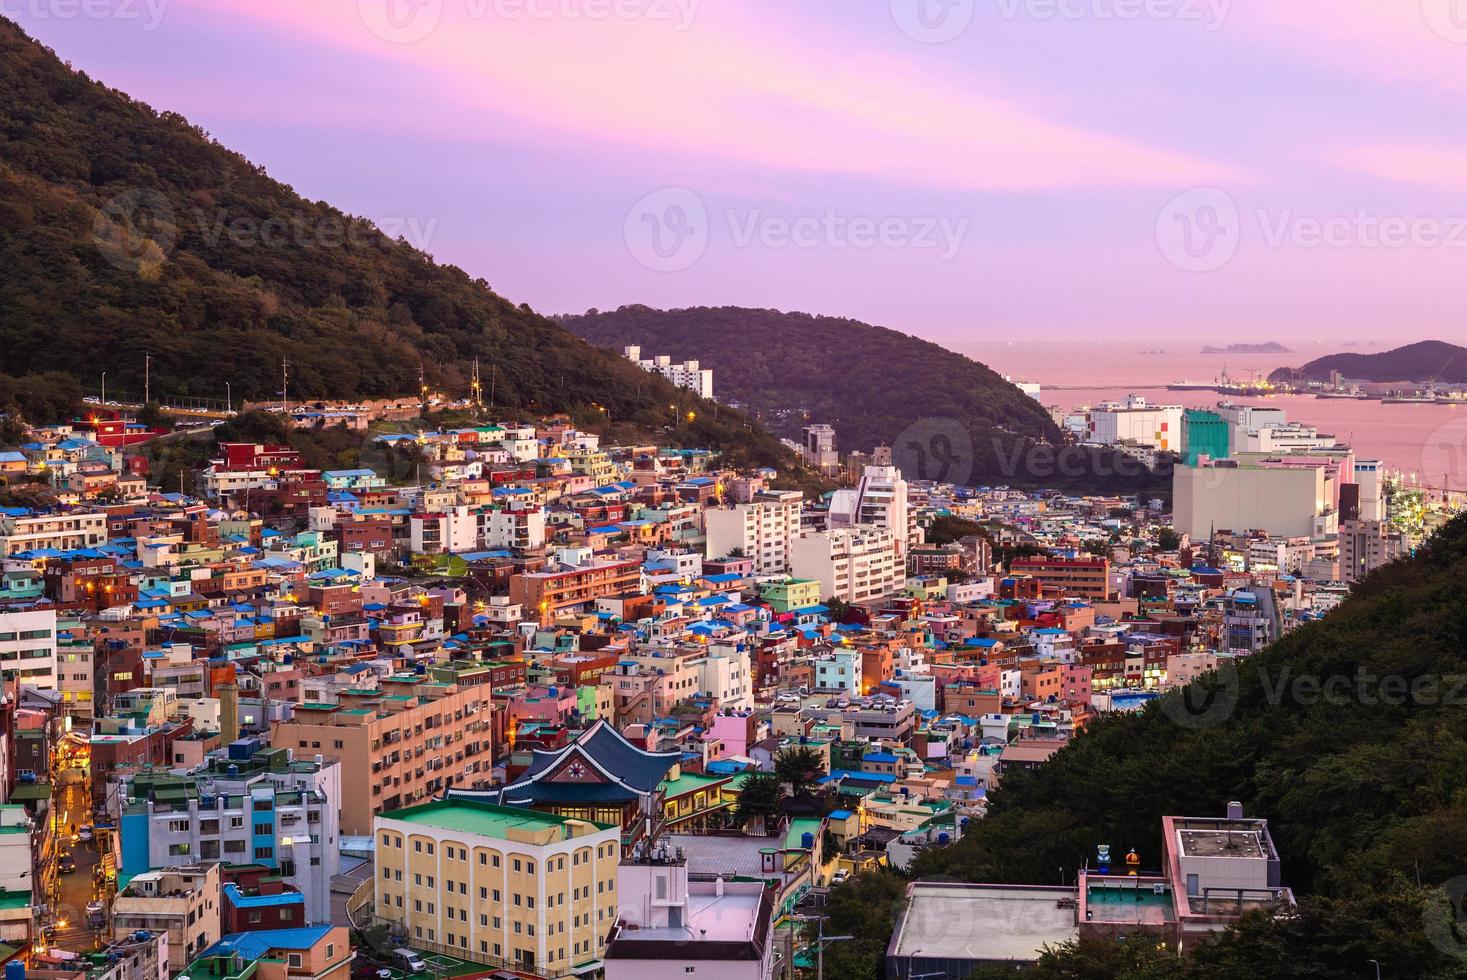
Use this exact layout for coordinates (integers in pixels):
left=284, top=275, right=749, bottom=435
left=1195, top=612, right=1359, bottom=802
left=111, top=863, right=221, bottom=973
left=0, top=607, right=57, bottom=690
left=790, top=526, right=903, bottom=605
left=1339, top=518, right=1407, bottom=583
left=509, top=552, right=643, bottom=622
left=0, top=510, right=107, bottom=556
left=1009, top=556, right=1110, bottom=602
left=705, top=491, right=804, bottom=576
left=623, top=346, right=714, bottom=399
left=374, top=798, right=621, bottom=977
left=117, top=743, right=340, bottom=923
left=270, top=675, right=495, bottom=835
left=828, top=464, right=916, bottom=554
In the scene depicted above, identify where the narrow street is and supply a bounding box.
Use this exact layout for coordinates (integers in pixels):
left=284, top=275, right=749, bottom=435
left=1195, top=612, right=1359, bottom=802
left=47, top=750, right=103, bottom=953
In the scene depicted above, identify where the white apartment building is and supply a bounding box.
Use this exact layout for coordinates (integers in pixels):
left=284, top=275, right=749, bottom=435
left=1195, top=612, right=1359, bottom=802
left=828, top=464, right=917, bottom=555
left=694, top=644, right=753, bottom=710
left=1232, top=424, right=1337, bottom=454
left=705, top=490, right=803, bottom=575
left=801, top=424, right=840, bottom=476
left=0, top=510, right=107, bottom=556
left=0, top=608, right=57, bottom=690
left=790, top=525, right=903, bottom=605
left=1086, top=395, right=1184, bottom=452
left=1173, top=462, right=1336, bottom=541
left=483, top=507, right=546, bottom=551
left=1339, top=519, right=1407, bottom=583
left=624, top=346, right=714, bottom=399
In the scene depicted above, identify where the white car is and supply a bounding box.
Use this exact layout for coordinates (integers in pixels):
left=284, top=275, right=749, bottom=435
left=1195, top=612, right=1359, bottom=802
left=831, top=870, right=850, bottom=885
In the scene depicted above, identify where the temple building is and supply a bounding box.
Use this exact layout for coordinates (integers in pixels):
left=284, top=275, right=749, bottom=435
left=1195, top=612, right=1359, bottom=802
left=447, top=719, right=679, bottom=850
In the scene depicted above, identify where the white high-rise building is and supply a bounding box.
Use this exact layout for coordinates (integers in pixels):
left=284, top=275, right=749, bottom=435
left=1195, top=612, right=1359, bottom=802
left=801, top=424, right=840, bottom=476
left=1087, top=395, right=1184, bottom=452
left=828, top=464, right=918, bottom=555
left=1355, top=459, right=1384, bottom=522
left=791, top=526, right=904, bottom=605
left=624, top=346, right=714, bottom=399
left=0, top=608, right=57, bottom=691
left=705, top=490, right=803, bottom=575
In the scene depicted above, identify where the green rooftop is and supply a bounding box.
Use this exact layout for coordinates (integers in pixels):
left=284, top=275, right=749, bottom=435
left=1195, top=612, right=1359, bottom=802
left=379, top=798, right=613, bottom=841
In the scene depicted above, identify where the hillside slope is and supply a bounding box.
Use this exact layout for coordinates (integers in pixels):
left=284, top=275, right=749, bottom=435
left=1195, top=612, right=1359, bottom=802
left=1270, top=340, right=1467, bottom=384
left=562, top=305, right=1167, bottom=492
left=0, top=18, right=794, bottom=470
left=822, top=513, right=1467, bottom=978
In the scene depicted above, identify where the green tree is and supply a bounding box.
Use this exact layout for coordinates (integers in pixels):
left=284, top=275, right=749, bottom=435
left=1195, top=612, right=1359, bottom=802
left=732, top=772, right=783, bottom=832
left=774, top=745, right=825, bottom=796
left=1156, top=527, right=1182, bottom=551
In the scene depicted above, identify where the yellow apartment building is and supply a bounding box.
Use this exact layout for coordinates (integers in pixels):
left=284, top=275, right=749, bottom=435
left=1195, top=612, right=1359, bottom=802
left=374, top=799, right=619, bottom=978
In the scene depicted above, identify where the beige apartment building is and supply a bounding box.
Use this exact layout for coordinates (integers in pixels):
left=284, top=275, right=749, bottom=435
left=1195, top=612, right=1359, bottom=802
left=374, top=799, right=620, bottom=978
left=270, top=675, right=494, bottom=836
left=111, top=863, right=221, bottom=973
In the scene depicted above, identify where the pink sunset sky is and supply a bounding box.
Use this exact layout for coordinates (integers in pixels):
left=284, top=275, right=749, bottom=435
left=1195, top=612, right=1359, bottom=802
left=12, top=0, right=1467, bottom=355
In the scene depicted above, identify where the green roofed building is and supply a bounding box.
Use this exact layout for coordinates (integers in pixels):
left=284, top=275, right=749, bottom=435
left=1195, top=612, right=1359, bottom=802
left=1182, top=409, right=1230, bottom=466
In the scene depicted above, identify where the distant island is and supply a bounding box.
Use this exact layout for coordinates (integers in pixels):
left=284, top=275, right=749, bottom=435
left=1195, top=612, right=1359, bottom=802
left=1269, top=340, right=1467, bottom=384
left=1201, top=341, right=1293, bottom=354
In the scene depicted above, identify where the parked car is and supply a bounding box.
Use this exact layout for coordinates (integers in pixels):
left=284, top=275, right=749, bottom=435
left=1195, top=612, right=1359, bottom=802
left=59, top=855, right=76, bottom=874
left=390, top=949, right=427, bottom=975
left=831, top=869, right=850, bottom=885
left=78, top=825, right=94, bottom=842
left=86, top=901, right=105, bottom=928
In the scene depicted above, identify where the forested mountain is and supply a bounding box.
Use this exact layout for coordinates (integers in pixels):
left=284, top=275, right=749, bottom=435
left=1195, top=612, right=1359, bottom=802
left=1270, top=341, right=1467, bottom=384
left=562, top=305, right=1169, bottom=493
left=0, top=18, right=795, bottom=471
left=822, top=513, right=1467, bottom=979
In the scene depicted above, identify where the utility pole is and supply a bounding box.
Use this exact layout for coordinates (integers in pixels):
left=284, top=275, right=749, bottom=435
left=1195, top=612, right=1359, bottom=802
left=143, top=353, right=151, bottom=405
left=282, top=356, right=289, bottom=415
left=791, top=915, right=851, bottom=980
left=100, top=372, right=106, bottom=405
left=225, top=382, right=231, bottom=415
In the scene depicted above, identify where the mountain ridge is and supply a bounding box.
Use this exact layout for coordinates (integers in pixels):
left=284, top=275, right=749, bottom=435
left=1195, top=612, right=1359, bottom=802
left=560, top=304, right=1168, bottom=492
left=1269, top=340, right=1467, bottom=384
left=0, top=17, right=799, bottom=473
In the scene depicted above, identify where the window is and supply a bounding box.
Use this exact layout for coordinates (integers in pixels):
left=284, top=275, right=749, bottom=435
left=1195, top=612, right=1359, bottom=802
left=288, top=955, right=302, bottom=968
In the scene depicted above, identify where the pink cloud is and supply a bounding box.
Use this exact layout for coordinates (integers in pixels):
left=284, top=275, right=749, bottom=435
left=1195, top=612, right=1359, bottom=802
left=200, top=0, right=1235, bottom=192
left=1331, top=142, right=1467, bottom=191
